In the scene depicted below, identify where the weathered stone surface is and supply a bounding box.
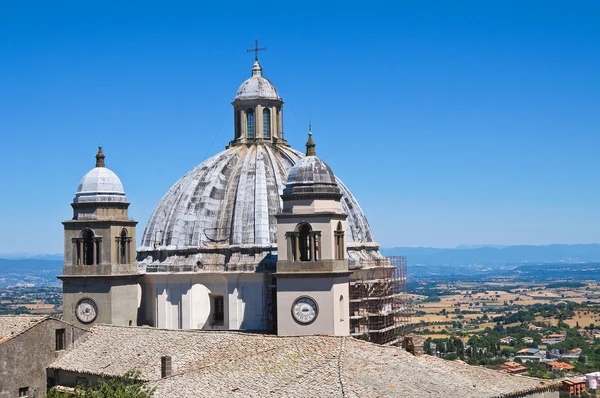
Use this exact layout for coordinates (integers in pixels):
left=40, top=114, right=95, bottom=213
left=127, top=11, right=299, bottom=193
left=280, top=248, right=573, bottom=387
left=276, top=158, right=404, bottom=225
left=138, top=143, right=382, bottom=269
left=49, top=325, right=553, bottom=397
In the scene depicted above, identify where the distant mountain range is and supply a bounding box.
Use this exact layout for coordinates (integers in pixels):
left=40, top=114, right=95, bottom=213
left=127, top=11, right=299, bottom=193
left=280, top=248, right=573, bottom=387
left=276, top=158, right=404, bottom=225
left=0, top=258, right=63, bottom=288
left=380, top=244, right=600, bottom=266
left=1, top=244, right=600, bottom=283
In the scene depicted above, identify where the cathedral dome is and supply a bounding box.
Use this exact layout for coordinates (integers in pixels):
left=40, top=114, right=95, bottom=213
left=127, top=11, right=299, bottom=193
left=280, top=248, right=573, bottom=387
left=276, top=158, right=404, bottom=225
left=74, top=147, right=128, bottom=204
left=234, top=61, right=280, bottom=101
left=138, top=143, right=380, bottom=268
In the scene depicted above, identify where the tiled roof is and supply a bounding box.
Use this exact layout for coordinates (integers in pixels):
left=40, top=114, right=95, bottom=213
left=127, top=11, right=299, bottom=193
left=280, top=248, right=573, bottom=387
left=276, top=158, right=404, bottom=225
left=50, top=325, right=551, bottom=397
left=548, top=362, right=574, bottom=370
left=0, top=315, right=47, bottom=343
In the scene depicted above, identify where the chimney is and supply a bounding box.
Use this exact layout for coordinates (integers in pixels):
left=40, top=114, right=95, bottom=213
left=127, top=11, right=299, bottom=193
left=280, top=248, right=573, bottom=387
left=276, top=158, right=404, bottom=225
left=161, top=356, right=172, bottom=378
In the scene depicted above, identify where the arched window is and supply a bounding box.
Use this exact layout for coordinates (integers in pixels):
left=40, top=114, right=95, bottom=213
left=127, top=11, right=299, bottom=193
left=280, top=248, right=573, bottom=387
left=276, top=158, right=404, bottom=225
left=339, top=295, right=345, bottom=322
left=120, top=229, right=128, bottom=264
left=335, top=222, right=345, bottom=260
left=263, top=108, right=271, bottom=138
left=246, top=108, right=255, bottom=138
left=298, top=223, right=312, bottom=261
left=82, top=229, right=95, bottom=265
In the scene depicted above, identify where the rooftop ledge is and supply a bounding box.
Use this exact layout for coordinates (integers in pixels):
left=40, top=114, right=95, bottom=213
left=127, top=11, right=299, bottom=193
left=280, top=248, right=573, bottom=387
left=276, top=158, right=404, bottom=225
left=276, top=259, right=348, bottom=274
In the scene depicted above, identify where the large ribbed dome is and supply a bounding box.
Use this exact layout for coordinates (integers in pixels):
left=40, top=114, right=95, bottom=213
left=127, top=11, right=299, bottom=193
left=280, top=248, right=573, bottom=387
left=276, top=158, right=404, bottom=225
left=138, top=143, right=382, bottom=268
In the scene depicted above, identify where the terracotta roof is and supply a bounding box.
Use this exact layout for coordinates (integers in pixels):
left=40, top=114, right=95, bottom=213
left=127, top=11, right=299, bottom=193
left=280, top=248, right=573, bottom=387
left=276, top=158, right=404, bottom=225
left=50, top=325, right=551, bottom=397
left=547, top=362, right=575, bottom=370
left=563, top=378, right=586, bottom=386
left=0, top=315, right=47, bottom=343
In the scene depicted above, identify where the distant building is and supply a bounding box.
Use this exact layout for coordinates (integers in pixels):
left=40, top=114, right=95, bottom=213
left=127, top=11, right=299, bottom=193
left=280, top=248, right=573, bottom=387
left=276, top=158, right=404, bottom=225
left=0, top=315, right=88, bottom=398
left=527, top=323, right=542, bottom=331
left=548, top=348, right=580, bottom=363
left=498, top=337, right=514, bottom=345
left=499, top=361, right=528, bottom=374
left=586, top=372, right=600, bottom=389
left=561, top=378, right=586, bottom=396
left=516, top=348, right=544, bottom=363
left=542, top=334, right=566, bottom=345
left=546, top=361, right=575, bottom=372
left=523, top=337, right=534, bottom=344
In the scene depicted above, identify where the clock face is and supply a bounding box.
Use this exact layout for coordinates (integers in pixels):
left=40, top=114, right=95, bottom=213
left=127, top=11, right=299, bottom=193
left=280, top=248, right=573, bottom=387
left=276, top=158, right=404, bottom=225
left=292, top=296, right=318, bottom=325
left=76, top=298, right=98, bottom=324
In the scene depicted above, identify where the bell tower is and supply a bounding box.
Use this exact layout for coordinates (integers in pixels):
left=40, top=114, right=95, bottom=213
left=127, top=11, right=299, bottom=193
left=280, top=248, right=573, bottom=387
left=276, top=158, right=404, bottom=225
left=275, top=130, right=351, bottom=336
left=60, top=147, right=141, bottom=327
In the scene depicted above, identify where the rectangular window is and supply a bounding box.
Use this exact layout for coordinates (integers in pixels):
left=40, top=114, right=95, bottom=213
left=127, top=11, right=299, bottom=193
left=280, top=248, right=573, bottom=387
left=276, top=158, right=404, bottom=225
left=213, top=296, right=224, bottom=322
left=55, top=328, right=66, bottom=351
left=18, top=387, right=29, bottom=397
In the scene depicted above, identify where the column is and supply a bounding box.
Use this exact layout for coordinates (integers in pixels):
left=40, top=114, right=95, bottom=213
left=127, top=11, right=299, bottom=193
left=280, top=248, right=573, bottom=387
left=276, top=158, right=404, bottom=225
left=97, top=239, right=102, bottom=264
left=278, top=107, right=283, bottom=138
left=72, top=241, right=77, bottom=265
left=256, top=105, right=263, bottom=139
left=316, top=233, right=321, bottom=261
left=294, top=234, right=300, bottom=262
left=286, top=235, right=293, bottom=261
left=241, top=109, right=247, bottom=140
left=92, top=239, right=97, bottom=265
left=127, top=239, right=131, bottom=264
left=271, top=106, right=276, bottom=139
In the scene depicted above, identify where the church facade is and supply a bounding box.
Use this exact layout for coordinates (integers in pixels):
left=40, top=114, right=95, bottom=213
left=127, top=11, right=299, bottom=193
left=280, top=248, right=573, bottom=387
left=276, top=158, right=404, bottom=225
left=60, top=54, right=398, bottom=340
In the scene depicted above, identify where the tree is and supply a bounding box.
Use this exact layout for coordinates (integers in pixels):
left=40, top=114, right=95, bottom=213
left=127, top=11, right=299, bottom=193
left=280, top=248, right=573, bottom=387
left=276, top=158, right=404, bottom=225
left=47, top=371, right=155, bottom=398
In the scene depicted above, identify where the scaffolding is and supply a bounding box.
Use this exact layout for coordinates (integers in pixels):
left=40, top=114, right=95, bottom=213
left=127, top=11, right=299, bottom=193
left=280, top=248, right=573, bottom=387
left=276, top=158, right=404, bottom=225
left=349, top=256, right=411, bottom=346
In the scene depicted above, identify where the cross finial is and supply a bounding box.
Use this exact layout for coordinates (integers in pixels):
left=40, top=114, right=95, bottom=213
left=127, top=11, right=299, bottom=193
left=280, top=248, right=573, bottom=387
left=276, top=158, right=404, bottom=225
left=247, top=39, right=267, bottom=61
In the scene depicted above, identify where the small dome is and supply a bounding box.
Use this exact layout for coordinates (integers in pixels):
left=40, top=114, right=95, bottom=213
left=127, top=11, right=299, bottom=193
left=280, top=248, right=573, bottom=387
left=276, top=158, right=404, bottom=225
left=283, top=132, right=340, bottom=196
left=234, top=61, right=280, bottom=101
left=285, top=156, right=337, bottom=190
left=73, top=148, right=128, bottom=204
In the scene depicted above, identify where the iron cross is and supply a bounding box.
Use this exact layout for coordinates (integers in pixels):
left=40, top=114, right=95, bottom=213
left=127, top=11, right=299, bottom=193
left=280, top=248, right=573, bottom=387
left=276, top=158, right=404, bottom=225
left=247, top=39, right=267, bottom=61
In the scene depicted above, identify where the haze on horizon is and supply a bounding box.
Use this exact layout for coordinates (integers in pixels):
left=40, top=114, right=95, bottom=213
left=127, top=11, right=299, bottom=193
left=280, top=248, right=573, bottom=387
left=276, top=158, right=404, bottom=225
left=0, top=1, right=599, bottom=254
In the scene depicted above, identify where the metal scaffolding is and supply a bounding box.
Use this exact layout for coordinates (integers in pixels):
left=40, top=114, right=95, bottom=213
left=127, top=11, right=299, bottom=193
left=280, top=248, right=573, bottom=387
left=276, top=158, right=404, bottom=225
left=349, top=256, right=411, bottom=346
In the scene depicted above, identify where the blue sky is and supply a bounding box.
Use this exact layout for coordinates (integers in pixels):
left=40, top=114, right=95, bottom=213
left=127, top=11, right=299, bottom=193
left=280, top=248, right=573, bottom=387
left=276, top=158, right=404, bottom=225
left=1, top=1, right=599, bottom=254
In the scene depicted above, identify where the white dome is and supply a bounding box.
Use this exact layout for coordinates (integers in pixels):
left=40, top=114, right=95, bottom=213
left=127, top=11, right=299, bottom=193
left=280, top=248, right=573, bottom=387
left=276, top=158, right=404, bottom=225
left=74, top=167, right=128, bottom=204
left=234, top=61, right=280, bottom=101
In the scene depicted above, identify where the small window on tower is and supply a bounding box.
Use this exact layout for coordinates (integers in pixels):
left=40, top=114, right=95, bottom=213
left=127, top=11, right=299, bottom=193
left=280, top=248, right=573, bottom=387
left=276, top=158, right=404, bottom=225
left=82, top=229, right=95, bottom=265
left=18, top=387, right=29, bottom=397
left=120, top=229, right=128, bottom=264
left=263, top=108, right=271, bottom=138
left=247, top=109, right=255, bottom=138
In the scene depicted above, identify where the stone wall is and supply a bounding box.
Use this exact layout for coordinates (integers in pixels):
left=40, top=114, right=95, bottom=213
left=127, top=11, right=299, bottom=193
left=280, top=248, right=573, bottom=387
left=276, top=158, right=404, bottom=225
left=0, top=318, right=89, bottom=398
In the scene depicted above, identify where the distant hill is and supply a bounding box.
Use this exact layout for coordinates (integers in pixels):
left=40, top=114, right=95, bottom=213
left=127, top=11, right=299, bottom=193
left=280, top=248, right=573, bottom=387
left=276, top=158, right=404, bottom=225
left=0, top=258, right=63, bottom=288
left=0, top=258, right=63, bottom=272
left=380, top=244, right=600, bottom=266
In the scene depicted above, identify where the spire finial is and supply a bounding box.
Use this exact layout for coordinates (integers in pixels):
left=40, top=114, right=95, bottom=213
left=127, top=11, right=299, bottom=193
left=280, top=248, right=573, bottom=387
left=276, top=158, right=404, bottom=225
left=306, top=125, right=316, bottom=157
left=95, top=146, right=105, bottom=168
